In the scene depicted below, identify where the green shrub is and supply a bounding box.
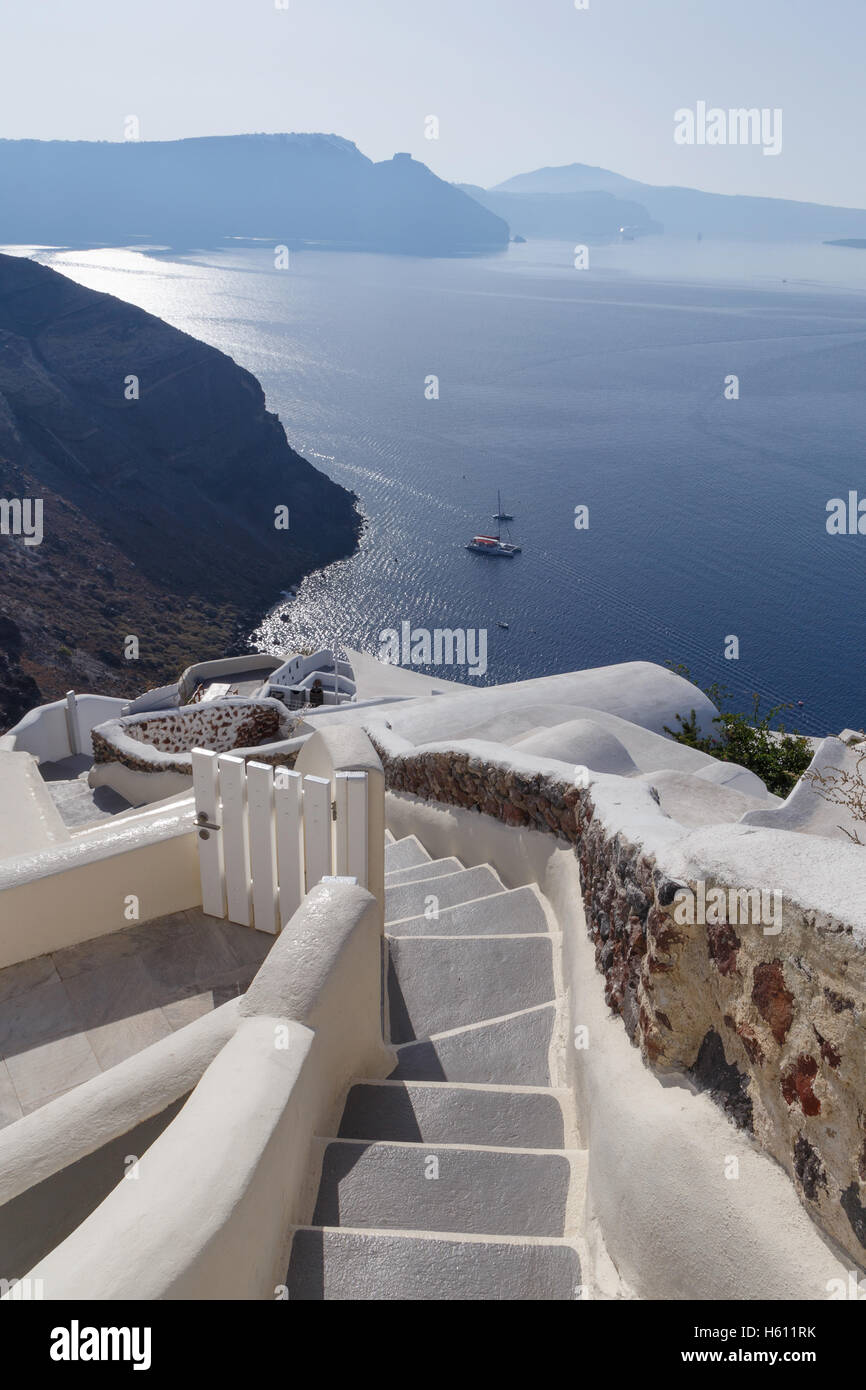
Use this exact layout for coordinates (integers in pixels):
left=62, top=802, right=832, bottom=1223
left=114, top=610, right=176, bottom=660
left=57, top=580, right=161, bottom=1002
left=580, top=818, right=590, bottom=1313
left=663, top=662, right=813, bottom=798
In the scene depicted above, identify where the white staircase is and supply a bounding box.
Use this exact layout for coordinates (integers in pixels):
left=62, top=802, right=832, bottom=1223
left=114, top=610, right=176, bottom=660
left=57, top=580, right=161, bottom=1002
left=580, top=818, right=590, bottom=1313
left=287, top=831, right=585, bottom=1300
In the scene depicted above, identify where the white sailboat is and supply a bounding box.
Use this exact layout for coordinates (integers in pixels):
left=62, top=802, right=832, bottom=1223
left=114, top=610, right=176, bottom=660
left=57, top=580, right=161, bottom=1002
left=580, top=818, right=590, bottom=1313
left=467, top=492, right=521, bottom=557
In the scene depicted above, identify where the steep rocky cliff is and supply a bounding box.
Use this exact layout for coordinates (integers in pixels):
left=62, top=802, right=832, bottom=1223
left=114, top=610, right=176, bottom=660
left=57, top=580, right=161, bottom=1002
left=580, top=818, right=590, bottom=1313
left=0, top=253, right=361, bottom=728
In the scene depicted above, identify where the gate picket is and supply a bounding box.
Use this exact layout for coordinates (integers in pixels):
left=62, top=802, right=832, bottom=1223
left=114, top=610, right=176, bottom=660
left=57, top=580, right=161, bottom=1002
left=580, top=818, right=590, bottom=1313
left=218, top=753, right=252, bottom=927
left=302, top=775, right=331, bottom=891
left=191, top=749, right=226, bottom=919
left=275, top=768, right=304, bottom=928
left=246, top=761, right=279, bottom=935
left=335, top=770, right=368, bottom=887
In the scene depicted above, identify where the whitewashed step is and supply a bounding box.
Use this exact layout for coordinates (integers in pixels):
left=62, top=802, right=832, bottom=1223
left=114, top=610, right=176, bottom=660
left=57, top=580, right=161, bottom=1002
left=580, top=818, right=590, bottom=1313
left=310, top=1139, right=573, bottom=1237
left=338, top=1081, right=567, bottom=1149
left=387, top=933, right=555, bottom=1043
left=384, top=834, right=429, bottom=873
left=385, top=856, right=463, bottom=887
left=385, top=866, right=505, bottom=925
left=392, top=884, right=549, bottom=936
left=287, top=1228, right=581, bottom=1300
left=390, top=1004, right=557, bottom=1086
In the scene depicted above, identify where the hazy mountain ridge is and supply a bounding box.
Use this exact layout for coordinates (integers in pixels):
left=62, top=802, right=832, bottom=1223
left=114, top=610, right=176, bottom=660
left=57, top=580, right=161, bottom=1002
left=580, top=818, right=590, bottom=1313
left=488, top=162, right=866, bottom=241
left=0, top=133, right=509, bottom=255
left=0, top=252, right=361, bottom=727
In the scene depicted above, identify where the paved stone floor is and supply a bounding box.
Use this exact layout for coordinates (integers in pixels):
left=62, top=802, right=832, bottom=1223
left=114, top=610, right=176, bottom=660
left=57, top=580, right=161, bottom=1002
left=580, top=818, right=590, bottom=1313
left=0, top=910, right=273, bottom=1128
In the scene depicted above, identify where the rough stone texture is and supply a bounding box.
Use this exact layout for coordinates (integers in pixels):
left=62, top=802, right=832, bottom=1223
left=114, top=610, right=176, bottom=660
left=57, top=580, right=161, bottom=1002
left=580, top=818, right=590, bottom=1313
left=92, top=698, right=296, bottom=775
left=689, top=1029, right=753, bottom=1131
left=369, top=731, right=866, bottom=1270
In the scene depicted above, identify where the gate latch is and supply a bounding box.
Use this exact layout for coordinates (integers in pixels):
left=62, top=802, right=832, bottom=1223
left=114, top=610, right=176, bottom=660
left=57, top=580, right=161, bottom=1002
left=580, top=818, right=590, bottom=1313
left=197, top=810, right=221, bottom=838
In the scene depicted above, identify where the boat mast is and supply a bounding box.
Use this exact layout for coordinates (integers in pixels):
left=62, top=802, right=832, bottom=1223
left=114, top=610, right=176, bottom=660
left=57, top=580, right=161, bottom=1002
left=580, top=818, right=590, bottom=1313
left=496, top=490, right=501, bottom=541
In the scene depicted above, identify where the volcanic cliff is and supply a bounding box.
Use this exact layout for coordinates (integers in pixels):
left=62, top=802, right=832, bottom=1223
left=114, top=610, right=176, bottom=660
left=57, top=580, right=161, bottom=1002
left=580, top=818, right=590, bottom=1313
left=0, top=252, right=361, bottom=729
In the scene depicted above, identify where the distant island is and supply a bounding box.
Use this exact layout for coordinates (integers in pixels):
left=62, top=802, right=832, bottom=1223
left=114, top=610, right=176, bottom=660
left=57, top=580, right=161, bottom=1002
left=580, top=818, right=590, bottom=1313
left=461, top=161, right=866, bottom=243
left=0, top=252, right=361, bottom=729
left=0, top=133, right=509, bottom=257
left=824, top=238, right=866, bottom=249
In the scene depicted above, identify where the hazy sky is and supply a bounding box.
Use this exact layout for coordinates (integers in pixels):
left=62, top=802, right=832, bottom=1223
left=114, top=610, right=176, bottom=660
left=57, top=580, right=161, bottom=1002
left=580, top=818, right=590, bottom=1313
left=1, top=0, right=862, bottom=206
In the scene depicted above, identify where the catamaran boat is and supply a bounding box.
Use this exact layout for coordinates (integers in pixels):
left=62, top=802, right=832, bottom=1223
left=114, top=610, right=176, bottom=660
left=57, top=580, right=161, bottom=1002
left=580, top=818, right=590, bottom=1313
left=466, top=533, right=521, bottom=557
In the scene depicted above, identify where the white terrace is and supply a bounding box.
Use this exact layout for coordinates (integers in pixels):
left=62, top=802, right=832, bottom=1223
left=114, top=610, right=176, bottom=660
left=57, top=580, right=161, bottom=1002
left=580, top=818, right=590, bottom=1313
left=0, top=655, right=863, bottom=1300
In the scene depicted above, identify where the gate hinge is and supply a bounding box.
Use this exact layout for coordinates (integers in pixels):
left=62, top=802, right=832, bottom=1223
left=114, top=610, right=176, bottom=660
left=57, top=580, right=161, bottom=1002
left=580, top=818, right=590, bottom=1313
left=331, top=799, right=338, bottom=822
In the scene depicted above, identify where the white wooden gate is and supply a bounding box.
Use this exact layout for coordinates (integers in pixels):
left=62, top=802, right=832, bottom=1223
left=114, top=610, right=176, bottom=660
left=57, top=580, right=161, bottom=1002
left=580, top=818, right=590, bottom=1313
left=191, top=749, right=368, bottom=933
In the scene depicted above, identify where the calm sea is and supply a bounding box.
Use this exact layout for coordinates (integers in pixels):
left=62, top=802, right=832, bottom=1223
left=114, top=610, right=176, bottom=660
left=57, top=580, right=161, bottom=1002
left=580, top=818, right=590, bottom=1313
left=20, top=237, right=866, bottom=736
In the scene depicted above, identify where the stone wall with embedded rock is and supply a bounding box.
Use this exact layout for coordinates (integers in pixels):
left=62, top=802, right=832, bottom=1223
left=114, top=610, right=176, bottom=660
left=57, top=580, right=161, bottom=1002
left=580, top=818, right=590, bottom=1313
left=92, top=699, right=296, bottom=776
left=367, top=724, right=866, bottom=1270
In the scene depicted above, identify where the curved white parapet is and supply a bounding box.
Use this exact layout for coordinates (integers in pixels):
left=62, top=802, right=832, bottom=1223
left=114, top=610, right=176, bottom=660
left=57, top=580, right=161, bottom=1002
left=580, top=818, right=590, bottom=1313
left=511, top=717, right=640, bottom=776
left=360, top=660, right=721, bottom=746
left=739, top=737, right=865, bottom=841
left=88, top=698, right=297, bottom=805
left=692, top=757, right=781, bottom=801
left=21, top=881, right=392, bottom=1300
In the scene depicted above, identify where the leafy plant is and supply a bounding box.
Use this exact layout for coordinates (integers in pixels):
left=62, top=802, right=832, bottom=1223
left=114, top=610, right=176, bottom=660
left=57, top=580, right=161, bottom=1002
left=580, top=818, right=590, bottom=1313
left=663, top=662, right=813, bottom=798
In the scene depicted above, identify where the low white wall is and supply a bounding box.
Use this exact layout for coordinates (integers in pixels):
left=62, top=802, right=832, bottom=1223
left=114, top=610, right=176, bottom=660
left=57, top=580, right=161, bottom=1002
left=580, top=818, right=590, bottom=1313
left=384, top=789, right=851, bottom=1301
left=0, top=802, right=200, bottom=970
left=122, top=683, right=181, bottom=715
left=89, top=760, right=192, bottom=806
left=0, top=999, right=240, bottom=1209
left=1, top=694, right=129, bottom=764
left=178, top=654, right=282, bottom=706
left=72, top=696, right=130, bottom=757
left=0, top=699, right=71, bottom=762
left=24, top=881, right=392, bottom=1299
